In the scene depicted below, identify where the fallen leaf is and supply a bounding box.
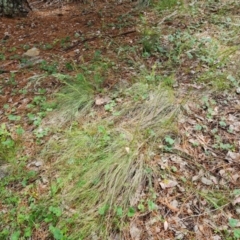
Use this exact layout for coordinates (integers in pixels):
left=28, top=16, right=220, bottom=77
left=125, top=147, right=130, bottom=154
left=23, top=47, right=40, bottom=57
left=232, top=173, right=240, bottom=183
left=130, top=223, right=142, bottom=240
left=95, top=96, right=111, bottom=106
left=233, top=197, right=240, bottom=205
left=201, top=177, right=213, bottom=185
left=225, top=151, right=240, bottom=162
left=209, top=176, right=218, bottom=184
left=164, top=221, right=168, bottom=231
left=160, top=180, right=178, bottom=189
left=212, top=235, right=221, bottom=240
left=192, top=175, right=199, bottom=182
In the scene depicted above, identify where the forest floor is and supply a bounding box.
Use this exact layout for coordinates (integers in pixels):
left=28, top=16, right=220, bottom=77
left=0, top=0, right=240, bottom=239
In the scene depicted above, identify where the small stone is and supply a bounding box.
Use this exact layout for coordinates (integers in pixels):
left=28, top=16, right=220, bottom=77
left=236, top=87, right=240, bottom=94
left=34, top=161, right=43, bottom=167
left=23, top=47, right=40, bottom=57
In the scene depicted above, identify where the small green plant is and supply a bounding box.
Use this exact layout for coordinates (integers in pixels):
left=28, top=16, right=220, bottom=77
left=161, top=76, right=175, bottom=87
left=0, top=53, right=5, bottom=60
left=137, top=200, right=145, bottom=212
left=43, top=43, right=53, bottom=50
left=8, top=47, right=17, bottom=52
left=65, top=62, right=74, bottom=71
left=40, top=61, right=58, bottom=74
left=127, top=207, right=135, bottom=217
left=98, top=204, right=110, bottom=216
left=49, top=225, right=65, bottom=240
left=8, top=72, right=17, bottom=86
left=0, top=124, right=16, bottom=161
left=8, top=114, right=21, bottom=121
left=22, top=44, right=30, bottom=50
left=34, top=128, right=49, bottom=139
left=18, top=89, right=28, bottom=96
left=60, top=36, right=71, bottom=49
left=27, top=113, right=42, bottom=126
left=147, top=200, right=157, bottom=211
left=93, top=50, right=102, bottom=61
left=104, top=100, right=116, bottom=113
left=228, top=218, right=240, bottom=239
left=227, top=75, right=239, bottom=88
left=155, top=0, right=181, bottom=11
left=219, top=118, right=227, bottom=128
left=164, top=135, right=175, bottom=151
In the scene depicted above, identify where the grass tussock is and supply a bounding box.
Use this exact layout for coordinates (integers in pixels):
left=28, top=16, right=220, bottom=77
left=48, top=73, right=95, bottom=126
left=42, top=85, right=180, bottom=239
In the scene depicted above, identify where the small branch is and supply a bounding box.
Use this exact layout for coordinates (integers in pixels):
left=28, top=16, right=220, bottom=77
left=158, top=10, right=178, bottom=26
left=64, top=29, right=136, bottom=52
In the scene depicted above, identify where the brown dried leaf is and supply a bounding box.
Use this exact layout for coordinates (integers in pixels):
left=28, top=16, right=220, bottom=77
left=233, top=197, right=240, bottom=205
left=164, top=221, right=168, bottom=231
left=95, top=96, right=111, bottom=106
left=159, top=180, right=178, bottom=189
left=201, top=177, right=213, bottom=185
left=225, top=151, right=240, bottom=162
left=130, top=223, right=142, bottom=240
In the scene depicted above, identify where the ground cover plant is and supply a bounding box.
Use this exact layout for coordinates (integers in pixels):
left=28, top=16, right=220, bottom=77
left=0, top=0, right=240, bottom=239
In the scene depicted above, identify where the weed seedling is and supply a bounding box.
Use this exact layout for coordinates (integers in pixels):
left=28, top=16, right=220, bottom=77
left=164, top=135, right=175, bottom=151
left=40, top=61, right=58, bottom=74
left=0, top=53, right=5, bottom=60
left=104, top=100, right=116, bottom=113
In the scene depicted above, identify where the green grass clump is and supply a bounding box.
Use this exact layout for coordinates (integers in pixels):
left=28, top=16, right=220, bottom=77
left=155, top=0, right=182, bottom=11
left=41, top=85, right=180, bottom=239
left=52, top=73, right=95, bottom=124
left=0, top=124, right=17, bottom=162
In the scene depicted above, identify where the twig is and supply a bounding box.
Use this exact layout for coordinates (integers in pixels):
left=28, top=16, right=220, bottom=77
left=64, top=29, right=136, bottom=52
left=109, top=29, right=136, bottom=38
left=179, top=203, right=230, bottom=221
left=158, top=10, right=178, bottom=26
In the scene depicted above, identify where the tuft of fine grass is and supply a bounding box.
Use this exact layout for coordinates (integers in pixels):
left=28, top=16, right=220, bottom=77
left=48, top=73, right=95, bottom=126
left=42, top=85, right=180, bottom=239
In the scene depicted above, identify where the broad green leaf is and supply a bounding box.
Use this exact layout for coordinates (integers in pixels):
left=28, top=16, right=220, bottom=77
left=49, top=225, right=63, bottom=240
left=10, top=231, right=20, bottom=240
left=127, top=207, right=135, bottom=217
left=234, top=229, right=240, bottom=238
left=233, top=189, right=240, bottom=196
left=148, top=200, right=157, bottom=211
left=116, top=206, right=123, bottom=217
left=229, top=218, right=238, bottom=228
left=98, top=204, right=109, bottom=216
